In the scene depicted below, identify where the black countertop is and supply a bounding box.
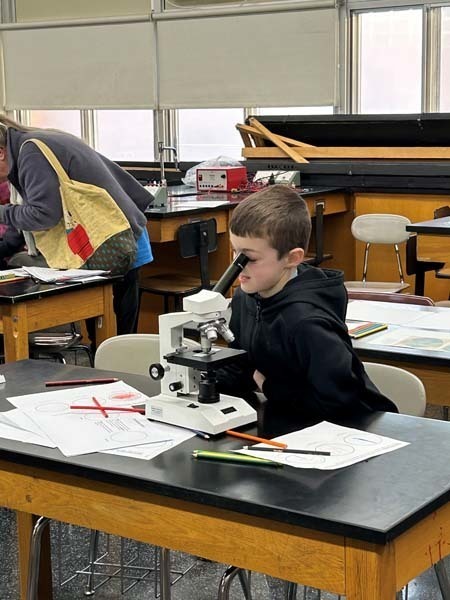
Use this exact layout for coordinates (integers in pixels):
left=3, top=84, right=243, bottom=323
left=145, top=186, right=343, bottom=219
left=1, top=360, right=449, bottom=545
left=0, top=276, right=119, bottom=305
left=406, top=216, right=450, bottom=235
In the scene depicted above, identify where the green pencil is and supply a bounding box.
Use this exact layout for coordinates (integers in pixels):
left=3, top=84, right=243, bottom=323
left=192, top=449, right=282, bottom=468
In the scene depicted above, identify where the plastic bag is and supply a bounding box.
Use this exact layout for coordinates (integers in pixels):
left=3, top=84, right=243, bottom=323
left=182, top=156, right=243, bottom=187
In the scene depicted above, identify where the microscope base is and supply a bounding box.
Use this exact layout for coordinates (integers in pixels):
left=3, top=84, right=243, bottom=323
left=145, top=393, right=257, bottom=435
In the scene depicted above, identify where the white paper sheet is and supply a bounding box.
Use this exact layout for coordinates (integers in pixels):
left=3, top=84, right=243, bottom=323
left=238, top=421, right=409, bottom=470
left=346, top=301, right=427, bottom=326
left=7, top=382, right=168, bottom=456
left=22, top=266, right=108, bottom=283
left=0, top=410, right=56, bottom=447
left=365, top=326, right=450, bottom=352
left=102, top=422, right=194, bottom=460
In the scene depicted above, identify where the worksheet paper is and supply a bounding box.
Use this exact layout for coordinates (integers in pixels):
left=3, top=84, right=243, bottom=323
left=365, top=327, right=450, bottom=352
left=346, top=301, right=426, bottom=326
left=22, top=266, right=108, bottom=283
left=102, top=422, right=194, bottom=460
left=0, top=416, right=55, bottom=448
left=239, top=422, right=409, bottom=470
left=7, top=382, right=176, bottom=456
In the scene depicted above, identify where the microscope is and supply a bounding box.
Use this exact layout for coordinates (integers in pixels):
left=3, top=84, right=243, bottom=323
left=146, top=253, right=257, bottom=434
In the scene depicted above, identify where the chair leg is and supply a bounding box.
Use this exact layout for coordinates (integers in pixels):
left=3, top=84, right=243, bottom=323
left=26, top=516, right=51, bottom=600
left=84, top=529, right=100, bottom=596
left=362, top=243, right=370, bottom=282
left=285, top=581, right=297, bottom=600
left=237, top=570, right=252, bottom=600
left=159, top=547, right=172, bottom=600
left=434, top=559, right=450, bottom=600
left=218, top=565, right=244, bottom=600
left=394, top=243, right=406, bottom=283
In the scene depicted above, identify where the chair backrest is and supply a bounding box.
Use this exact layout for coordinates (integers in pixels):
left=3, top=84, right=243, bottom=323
left=347, top=291, right=434, bottom=306
left=178, top=218, right=218, bottom=288
left=363, top=362, right=426, bottom=417
left=95, top=334, right=161, bottom=375
left=351, top=214, right=411, bottom=244
left=94, top=334, right=200, bottom=376
left=434, top=205, right=450, bottom=219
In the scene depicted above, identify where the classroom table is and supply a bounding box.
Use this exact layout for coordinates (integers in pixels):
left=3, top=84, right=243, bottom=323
left=2, top=360, right=450, bottom=600
left=0, top=277, right=116, bottom=362
left=349, top=300, right=450, bottom=412
left=406, top=215, right=450, bottom=235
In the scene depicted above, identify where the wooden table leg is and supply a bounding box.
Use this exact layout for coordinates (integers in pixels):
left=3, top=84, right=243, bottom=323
left=345, top=539, right=397, bottom=600
left=2, top=304, right=29, bottom=362
left=94, top=283, right=116, bottom=346
left=16, top=511, right=53, bottom=600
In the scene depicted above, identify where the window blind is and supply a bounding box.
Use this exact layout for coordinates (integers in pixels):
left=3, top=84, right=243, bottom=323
left=2, top=22, right=155, bottom=109
left=157, top=8, right=336, bottom=108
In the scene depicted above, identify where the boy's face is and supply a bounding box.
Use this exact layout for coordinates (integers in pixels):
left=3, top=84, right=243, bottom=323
left=230, top=233, right=304, bottom=298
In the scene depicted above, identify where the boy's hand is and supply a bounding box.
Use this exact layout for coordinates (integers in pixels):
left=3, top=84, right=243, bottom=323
left=253, top=369, right=266, bottom=391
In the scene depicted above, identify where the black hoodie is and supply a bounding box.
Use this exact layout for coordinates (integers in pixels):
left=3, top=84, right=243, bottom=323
left=216, top=263, right=397, bottom=436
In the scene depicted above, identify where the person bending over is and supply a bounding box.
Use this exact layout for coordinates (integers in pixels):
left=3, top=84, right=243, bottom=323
left=0, top=114, right=153, bottom=335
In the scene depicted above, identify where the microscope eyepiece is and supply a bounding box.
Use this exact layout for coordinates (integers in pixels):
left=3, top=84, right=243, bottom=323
left=212, top=252, right=249, bottom=296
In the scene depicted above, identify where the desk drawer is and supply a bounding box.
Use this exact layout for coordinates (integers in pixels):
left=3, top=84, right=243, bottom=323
left=147, top=210, right=228, bottom=243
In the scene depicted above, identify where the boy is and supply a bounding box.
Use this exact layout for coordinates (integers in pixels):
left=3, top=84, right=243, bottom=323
left=216, top=185, right=397, bottom=436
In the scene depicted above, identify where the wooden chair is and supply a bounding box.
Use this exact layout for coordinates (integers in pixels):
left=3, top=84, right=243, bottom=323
left=304, top=201, right=333, bottom=267
left=139, top=218, right=217, bottom=313
left=405, top=234, right=446, bottom=295
left=433, top=206, right=450, bottom=283
left=345, top=214, right=411, bottom=294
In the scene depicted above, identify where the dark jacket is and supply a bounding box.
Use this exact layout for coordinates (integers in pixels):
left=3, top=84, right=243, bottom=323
left=3, top=128, right=152, bottom=239
left=216, top=264, right=397, bottom=436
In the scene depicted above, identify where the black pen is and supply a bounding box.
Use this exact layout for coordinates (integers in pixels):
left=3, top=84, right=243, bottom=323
left=243, top=446, right=331, bottom=456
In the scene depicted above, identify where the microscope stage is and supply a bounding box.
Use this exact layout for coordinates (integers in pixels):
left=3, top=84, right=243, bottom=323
left=164, top=347, right=246, bottom=371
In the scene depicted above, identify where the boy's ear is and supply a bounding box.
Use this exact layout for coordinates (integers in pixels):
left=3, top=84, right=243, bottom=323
left=286, top=247, right=304, bottom=267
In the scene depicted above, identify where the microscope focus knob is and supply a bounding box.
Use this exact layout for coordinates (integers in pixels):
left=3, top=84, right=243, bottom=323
left=169, top=381, right=183, bottom=392
left=149, top=363, right=165, bottom=380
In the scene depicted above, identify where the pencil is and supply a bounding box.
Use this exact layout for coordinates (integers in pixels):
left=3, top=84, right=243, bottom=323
left=92, top=396, right=108, bottom=418
left=192, top=450, right=282, bottom=467
left=45, top=378, right=119, bottom=387
left=243, top=446, right=331, bottom=456
left=70, top=405, right=145, bottom=414
left=225, top=429, right=287, bottom=449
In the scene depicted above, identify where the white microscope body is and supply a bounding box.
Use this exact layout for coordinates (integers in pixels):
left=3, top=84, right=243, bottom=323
left=146, top=256, right=257, bottom=434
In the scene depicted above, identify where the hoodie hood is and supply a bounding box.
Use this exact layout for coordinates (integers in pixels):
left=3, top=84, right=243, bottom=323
left=255, top=263, right=347, bottom=324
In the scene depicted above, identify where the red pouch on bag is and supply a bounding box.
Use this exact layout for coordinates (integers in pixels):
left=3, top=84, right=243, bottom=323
left=67, top=224, right=94, bottom=261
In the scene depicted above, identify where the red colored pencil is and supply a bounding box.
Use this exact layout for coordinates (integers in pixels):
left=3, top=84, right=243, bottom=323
left=70, top=405, right=145, bottom=414
left=92, top=396, right=108, bottom=418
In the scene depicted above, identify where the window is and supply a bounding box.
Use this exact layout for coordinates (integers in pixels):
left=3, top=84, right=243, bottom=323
left=178, top=108, right=244, bottom=161
left=95, top=110, right=154, bottom=161
left=28, top=110, right=82, bottom=137
left=440, top=7, right=450, bottom=112
left=356, top=9, right=423, bottom=114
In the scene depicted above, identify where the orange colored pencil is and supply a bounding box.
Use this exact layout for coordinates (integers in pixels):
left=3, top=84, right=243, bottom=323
left=225, top=430, right=287, bottom=449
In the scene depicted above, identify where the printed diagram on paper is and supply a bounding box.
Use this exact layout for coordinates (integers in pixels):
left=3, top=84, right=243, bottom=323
left=365, top=326, right=450, bottom=353
left=239, top=421, right=409, bottom=470
left=7, top=381, right=194, bottom=457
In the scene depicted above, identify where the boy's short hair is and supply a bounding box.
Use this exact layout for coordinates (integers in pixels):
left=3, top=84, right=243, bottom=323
left=230, top=184, right=312, bottom=257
